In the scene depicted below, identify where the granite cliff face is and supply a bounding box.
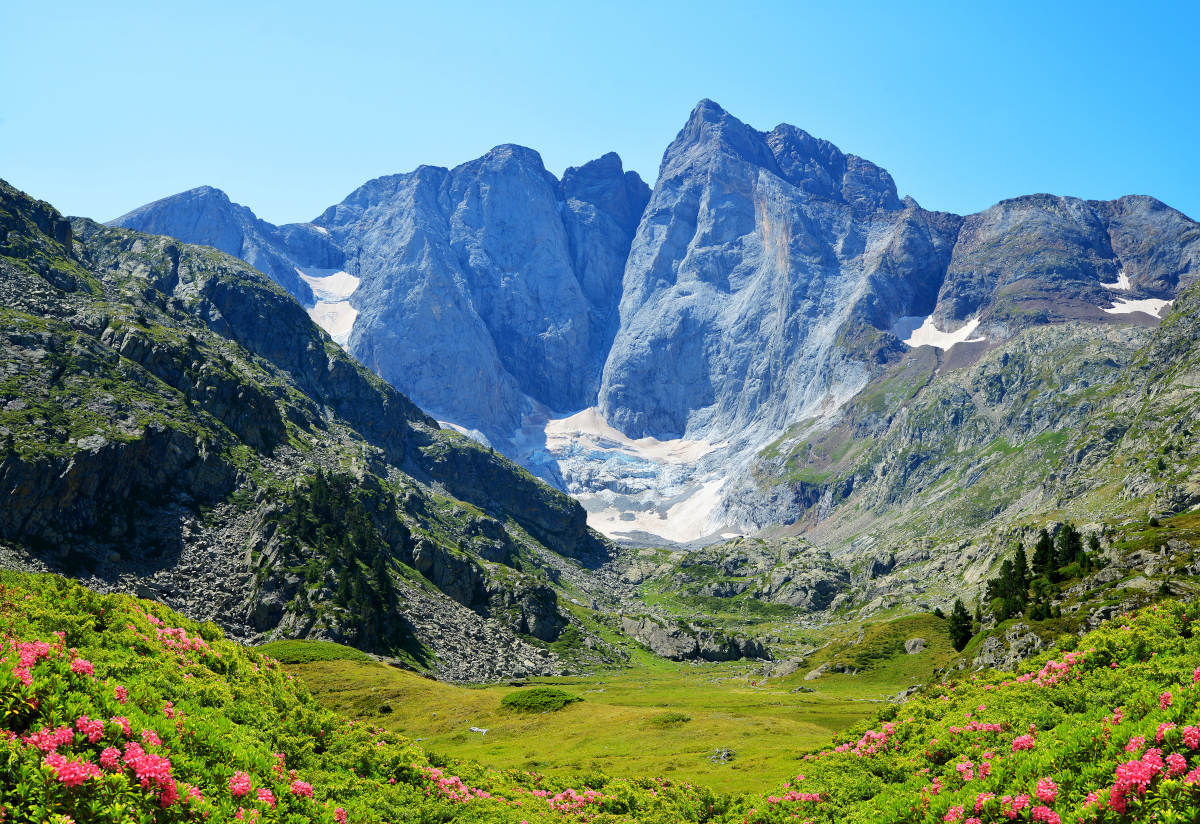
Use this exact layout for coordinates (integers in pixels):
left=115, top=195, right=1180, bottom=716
left=598, top=100, right=961, bottom=442
left=316, top=147, right=648, bottom=439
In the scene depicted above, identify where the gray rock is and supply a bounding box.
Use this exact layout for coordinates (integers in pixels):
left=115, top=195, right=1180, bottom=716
left=108, top=186, right=344, bottom=304
left=904, top=637, right=926, bottom=655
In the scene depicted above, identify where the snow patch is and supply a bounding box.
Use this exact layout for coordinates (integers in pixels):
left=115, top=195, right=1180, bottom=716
left=580, top=478, right=740, bottom=544
left=1101, top=271, right=1132, bottom=291
left=307, top=302, right=358, bottom=347
left=296, top=268, right=361, bottom=348
left=1103, top=297, right=1172, bottom=317
left=544, top=407, right=723, bottom=464
left=311, top=225, right=330, bottom=235
left=297, top=267, right=360, bottom=301
left=893, top=315, right=985, bottom=350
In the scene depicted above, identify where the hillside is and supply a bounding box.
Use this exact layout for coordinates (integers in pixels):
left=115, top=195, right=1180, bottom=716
left=0, top=179, right=623, bottom=681
left=6, top=567, right=1200, bottom=822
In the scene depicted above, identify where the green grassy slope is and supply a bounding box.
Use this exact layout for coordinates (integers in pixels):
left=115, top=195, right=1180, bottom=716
left=5, top=568, right=1200, bottom=822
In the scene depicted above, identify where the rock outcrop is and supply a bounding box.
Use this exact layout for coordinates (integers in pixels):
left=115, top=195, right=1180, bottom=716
left=620, top=615, right=768, bottom=662
left=110, top=186, right=344, bottom=305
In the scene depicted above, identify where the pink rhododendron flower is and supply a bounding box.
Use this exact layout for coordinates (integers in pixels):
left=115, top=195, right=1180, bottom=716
left=76, top=715, right=104, bottom=744
left=257, top=788, right=276, bottom=808
left=69, top=658, right=93, bottom=676
left=1036, top=778, right=1057, bottom=803
left=1161, top=691, right=1173, bottom=709
left=100, top=747, right=121, bottom=771
left=110, top=716, right=131, bottom=737
left=43, top=753, right=101, bottom=786
left=1031, top=805, right=1060, bottom=824
left=141, top=728, right=162, bottom=747
left=229, top=771, right=252, bottom=798
left=1167, top=753, right=1188, bottom=776
left=114, top=684, right=128, bottom=703
left=334, top=808, right=347, bottom=824
left=944, top=805, right=963, bottom=822
left=289, top=779, right=313, bottom=798
left=1011, top=734, right=1035, bottom=752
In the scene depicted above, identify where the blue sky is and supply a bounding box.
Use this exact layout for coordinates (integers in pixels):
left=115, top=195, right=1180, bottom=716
left=3, top=0, right=1197, bottom=225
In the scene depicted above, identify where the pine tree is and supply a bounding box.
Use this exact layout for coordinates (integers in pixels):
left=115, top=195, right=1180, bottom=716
left=949, top=599, right=973, bottom=651
left=1013, top=543, right=1030, bottom=601
left=1032, top=529, right=1054, bottom=576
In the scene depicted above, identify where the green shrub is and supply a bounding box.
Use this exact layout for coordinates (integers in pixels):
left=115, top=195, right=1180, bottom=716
left=500, top=686, right=582, bottom=713
left=648, top=711, right=691, bottom=726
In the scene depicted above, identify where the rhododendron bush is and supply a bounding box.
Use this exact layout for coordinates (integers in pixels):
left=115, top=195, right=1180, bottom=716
left=0, top=571, right=734, bottom=823
left=749, top=598, right=1200, bottom=823
left=4, top=569, right=1200, bottom=823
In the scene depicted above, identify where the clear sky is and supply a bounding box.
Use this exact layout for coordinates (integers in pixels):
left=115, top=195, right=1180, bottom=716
left=3, top=0, right=1197, bottom=225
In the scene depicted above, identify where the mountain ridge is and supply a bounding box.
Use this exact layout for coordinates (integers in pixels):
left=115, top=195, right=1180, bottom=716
left=109, top=99, right=1200, bottom=546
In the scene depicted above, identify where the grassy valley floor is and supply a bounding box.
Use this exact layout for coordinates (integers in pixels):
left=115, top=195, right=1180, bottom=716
left=269, top=613, right=959, bottom=794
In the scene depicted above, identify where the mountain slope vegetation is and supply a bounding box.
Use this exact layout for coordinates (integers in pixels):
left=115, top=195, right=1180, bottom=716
left=0, top=179, right=618, bottom=681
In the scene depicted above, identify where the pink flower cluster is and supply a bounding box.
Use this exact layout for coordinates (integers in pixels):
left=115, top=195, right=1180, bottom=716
left=546, top=788, right=605, bottom=812
left=1011, top=734, right=1036, bottom=752
left=230, top=771, right=252, bottom=798
left=43, top=752, right=102, bottom=786
left=3, top=638, right=58, bottom=687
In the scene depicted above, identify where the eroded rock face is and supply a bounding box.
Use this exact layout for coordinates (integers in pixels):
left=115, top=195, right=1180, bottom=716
left=971, top=623, right=1046, bottom=671
left=317, top=147, right=648, bottom=439
left=936, top=194, right=1200, bottom=326
left=597, top=100, right=961, bottom=441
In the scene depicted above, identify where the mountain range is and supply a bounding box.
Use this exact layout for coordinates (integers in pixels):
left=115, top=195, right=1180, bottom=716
left=111, top=100, right=1200, bottom=547
left=4, top=99, right=1200, bottom=683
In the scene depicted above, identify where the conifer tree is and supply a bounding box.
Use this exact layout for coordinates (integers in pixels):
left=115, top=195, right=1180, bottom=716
left=949, top=599, right=973, bottom=651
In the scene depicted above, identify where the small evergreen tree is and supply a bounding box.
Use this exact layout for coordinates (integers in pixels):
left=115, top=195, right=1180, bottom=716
left=1013, top=543, right=1030, bottom=600
left=1032, top=529, right=1054, bottom=577
left=949, top=599, right=973, bottom=651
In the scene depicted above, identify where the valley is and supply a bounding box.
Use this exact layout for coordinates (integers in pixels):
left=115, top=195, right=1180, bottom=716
left=3, top=84, right=1200, bottom=823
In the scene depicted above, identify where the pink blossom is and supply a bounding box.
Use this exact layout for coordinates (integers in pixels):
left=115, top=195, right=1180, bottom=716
left=43, top=752, right=101, bottom=786
left=229, top=771, right=252, bottom=798
left=75, top=715, right=104, bottom=744
left=334, top=808, right=347, bottom=824
left=1035, top=778, right=1057, bottom=803
left=110, top=716, right=131, bottom=737
left=944, top=805, right=963, bottom=822
left=1161, top=691, right=1173, bottom=709
left=141, top=728, right=162, bottom=747
left=289, top=779, right=313, bottom=798
left=114, top=684, right=128, bottom=703
left=1031, top=805, right=1060, bottom=824
left=162, top=701, right=175, bottom=719
left=69, top=658, right=93, bottom=677
left=257, top=788, right=276, bottom=808
left=1184, top=725, right=1200, bottom=749
left=1167, top=753, right=1188, bottom=776
left=99, top=747, right=121, bottom=771
left=1011, top=734, right=1036, bottom=752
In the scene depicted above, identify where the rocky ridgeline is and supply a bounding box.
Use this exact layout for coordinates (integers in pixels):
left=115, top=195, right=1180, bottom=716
left=0, top=179, right=644, bottom=681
